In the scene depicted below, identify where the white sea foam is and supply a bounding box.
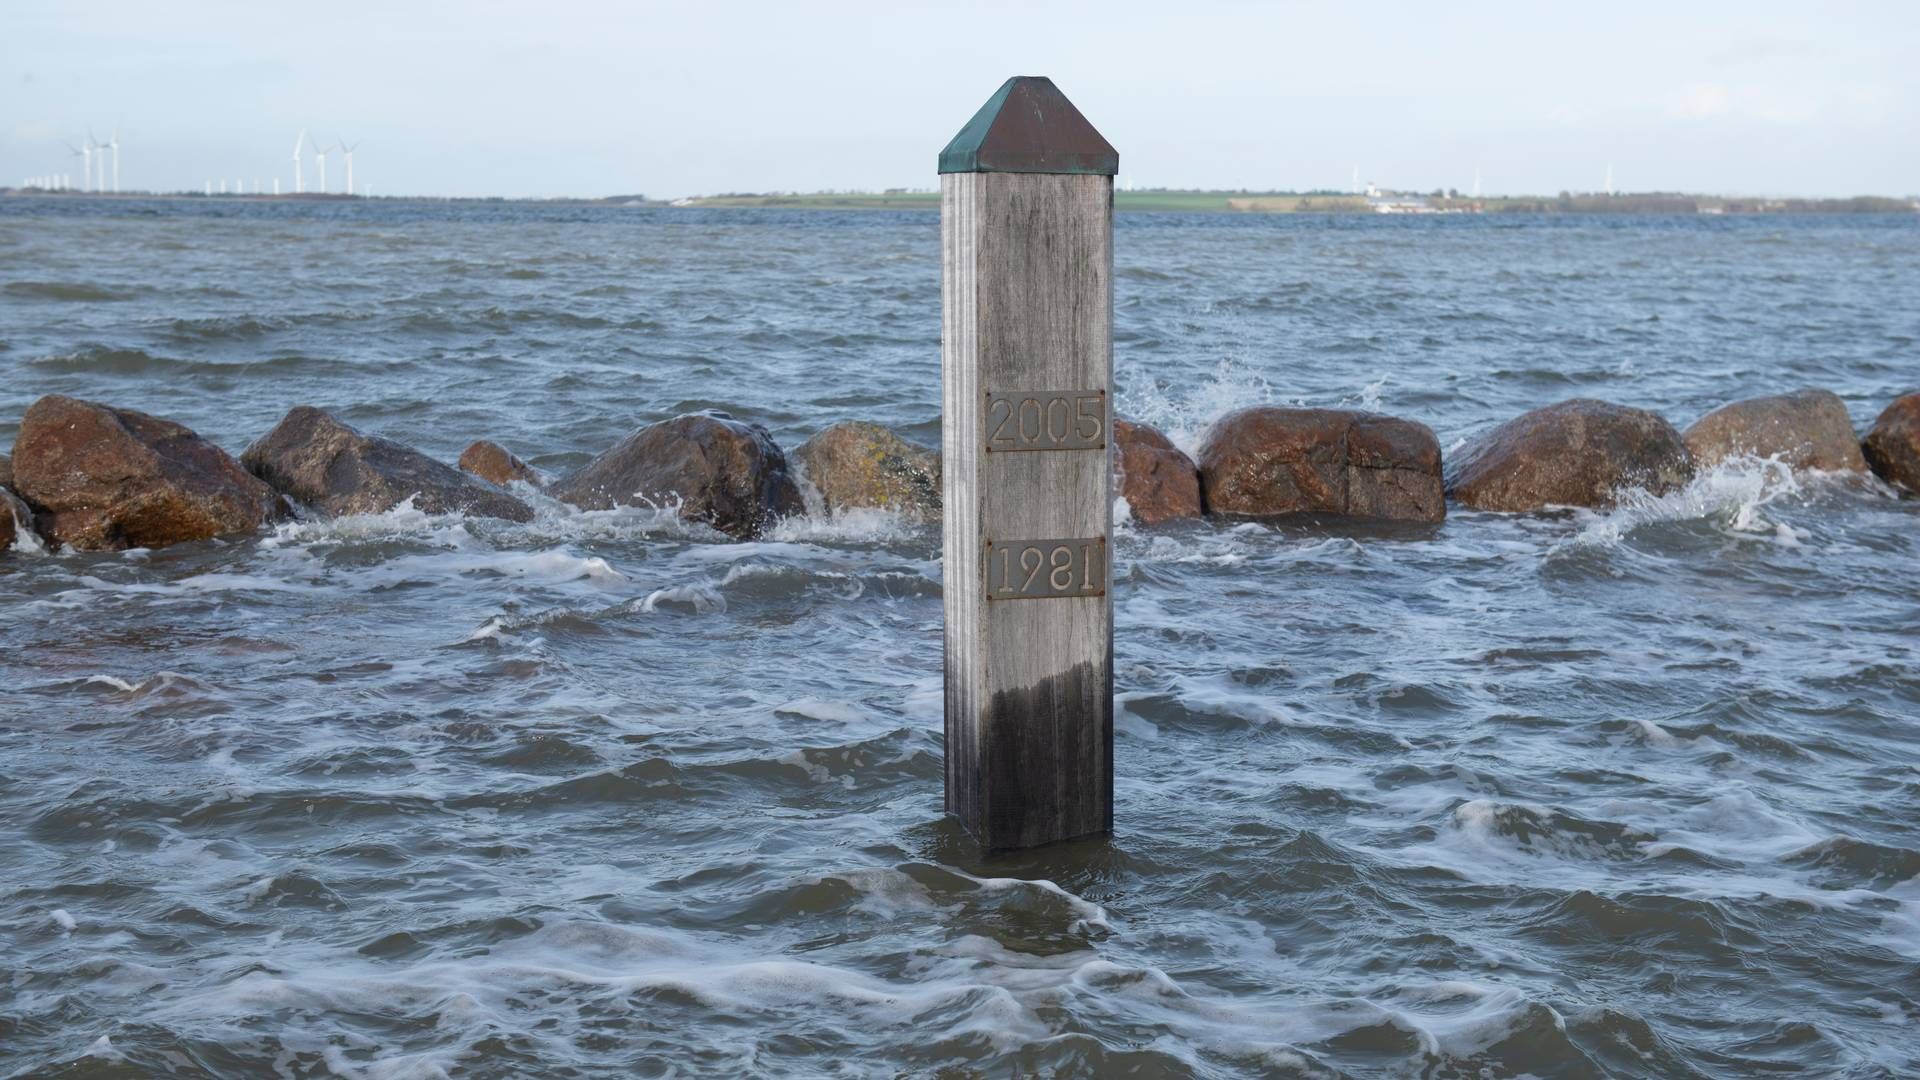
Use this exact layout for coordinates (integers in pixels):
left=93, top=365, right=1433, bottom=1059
left=766, top=506, right=923, bottom=544
left=959, top=870, right=1114, bottom=935
left=517, top=493, right=722, bottom=544
left=773, top=697, right=869, bottom=724
left=1858, top=998, right=1909, bottom=1025
left=774, top=749, right=846, bottom=786
left=262, top=492, right=728, bottom=552
left=383, top=547, right=624, bottom=584
left=461, top=617, right=508, bottom=643
left=1384, top=982, right=1561, bottom=1060
left=83, top=572, right=317, bottom=596
left=50, top=908, right=76, bottom=932
left=1444, top=799, right=1633, bottom=864
left=636, top=583, right=726, bottom=614
left=318, top=1044, right=456, bottom=1080
left=1115, top=357, right=1277, bottom=457
left=1637, top=788, right=1824, bottom=864
left=1561, top=454, right=1832, bottom=550
left=1623, top=718, right=1695, bottom=750
left=5, top=498, right=48, bottom=555
left=76, top=672, right=204, bottom=698
left=900, top=674, right=943, bottom=720
left=261, top=495, right=467, bottom=546
left=1114, top=696, right=1162, bottom=741
left=171, top=919, right=1064, bottom=1063
left=1340, top=375, right=1389, bottom=411
left=714, top=562, right=871, bottom=604
left=1874, top=878, right=1920, bottom=959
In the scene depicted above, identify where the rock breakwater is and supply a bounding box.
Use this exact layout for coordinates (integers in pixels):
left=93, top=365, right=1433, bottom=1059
left=1, top=385, right=1914, bottom=555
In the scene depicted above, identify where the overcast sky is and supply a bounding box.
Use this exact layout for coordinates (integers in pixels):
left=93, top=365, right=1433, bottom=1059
left=3, top=1, right=1914, bottom=199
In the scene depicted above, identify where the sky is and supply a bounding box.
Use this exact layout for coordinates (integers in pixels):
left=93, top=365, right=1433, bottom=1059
left=2, top=0, right=1915, bottom=199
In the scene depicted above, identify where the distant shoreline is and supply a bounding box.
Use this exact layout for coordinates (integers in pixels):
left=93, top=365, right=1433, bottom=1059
left=672, top=190, right=1920, bottom=214
left=4, top=188, right=1915, bottom=215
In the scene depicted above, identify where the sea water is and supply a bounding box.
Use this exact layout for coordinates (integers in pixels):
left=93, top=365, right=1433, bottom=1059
left=1, top=198, right=1917, bottom=1076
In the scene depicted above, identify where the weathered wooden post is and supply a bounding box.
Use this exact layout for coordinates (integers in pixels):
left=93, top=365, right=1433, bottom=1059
left=940, top=76, right=1117, bottom=852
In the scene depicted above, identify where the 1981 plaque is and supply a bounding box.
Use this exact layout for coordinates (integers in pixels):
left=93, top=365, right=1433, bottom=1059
left=984, top=537, right=1105, bottom=600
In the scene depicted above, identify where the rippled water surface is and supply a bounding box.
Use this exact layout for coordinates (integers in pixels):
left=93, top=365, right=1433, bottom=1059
left=2, top=198, right=1918, bottom=1077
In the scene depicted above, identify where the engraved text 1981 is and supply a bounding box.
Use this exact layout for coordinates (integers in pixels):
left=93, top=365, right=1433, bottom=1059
left=984, top=538, right=1105, bottom=600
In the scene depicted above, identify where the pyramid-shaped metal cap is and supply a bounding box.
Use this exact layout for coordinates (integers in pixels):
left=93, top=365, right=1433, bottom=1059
left=938, top=76, right=1118, bottom=176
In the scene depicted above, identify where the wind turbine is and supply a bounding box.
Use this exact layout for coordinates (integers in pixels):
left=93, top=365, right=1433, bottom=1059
left=340, top=140, right=359, bottom=196
left=313, top=139, right=332, bottom=194
left=1604, top=162, right=1615, bottom=197
left=106, top=127, right=120, bottom=193
left=292, top=130, right=306, bottom=194
left=66, top=142, right=88, bottom=192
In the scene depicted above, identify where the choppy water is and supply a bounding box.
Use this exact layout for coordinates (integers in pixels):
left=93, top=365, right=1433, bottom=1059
left=2, top=197, right=1918, bottom=1078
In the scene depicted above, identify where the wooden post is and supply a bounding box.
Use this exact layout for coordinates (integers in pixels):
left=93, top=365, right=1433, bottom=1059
left=940, top=76, right=1117, bottom=852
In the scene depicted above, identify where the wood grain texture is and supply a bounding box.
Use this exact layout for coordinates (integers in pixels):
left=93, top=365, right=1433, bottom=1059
left=943, top=171, right=1114, bottom=852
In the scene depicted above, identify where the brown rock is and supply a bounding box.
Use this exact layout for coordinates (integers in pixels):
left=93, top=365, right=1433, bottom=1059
left=0, top=451, right=11, bottom=490
left=1197, top=407, right=1444, bottom=523
left=242, top=407, right=533, bottom=522
left=10, top=395, right=283, bottom=550
left=1862, top=392, right=1920, bottom=494
left=458, top=440, right=543, bottom=488
left=792, top=421, right=939, bottom=518
left=1683, top=388, right=1867, bottom=472
left=1111, top=418, right=1202, bottom=525
left=549, top=411, right=803, bottom=539
left=1446, top=398, right=1693, bottom=512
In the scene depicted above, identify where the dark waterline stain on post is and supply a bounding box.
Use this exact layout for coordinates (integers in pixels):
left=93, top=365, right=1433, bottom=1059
left=982, top=660, right=1113, bottom=853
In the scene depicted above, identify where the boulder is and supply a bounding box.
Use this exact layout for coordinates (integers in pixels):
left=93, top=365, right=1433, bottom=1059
left=0, top=451, right=11, bottom=489
left=242, top=407, right=533, bottom=522
left=1683, top=388, right=1867, bottom=472
left=1111, top=418, right=1202, bottom=525
left=10, top=395, right=283, bottom=550
left=1862, top=392, right=1920, bottom=494
left=792, top=421, right=940, bottom=518
left=1446, top=399, right=1693, bottom=512
left=1197, top=407, right=1444, bottom=523
left=458, top=440, right=543, bottom=488
left=549, top=411, right=803, bottom=539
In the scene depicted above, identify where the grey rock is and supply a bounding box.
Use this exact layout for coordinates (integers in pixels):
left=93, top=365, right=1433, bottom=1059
left=242, top=407, right=533, bottom=522
left=550, top=411, right=803, bottom=539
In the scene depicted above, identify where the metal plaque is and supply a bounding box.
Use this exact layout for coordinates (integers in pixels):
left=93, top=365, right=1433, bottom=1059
left=983, top=390, right=1106, bottom=452
left=984, top=537, right=1105, bottom=600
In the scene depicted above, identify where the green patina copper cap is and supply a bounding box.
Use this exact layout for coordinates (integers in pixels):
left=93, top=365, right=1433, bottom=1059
left=938, top=76, right=1118, bottom=176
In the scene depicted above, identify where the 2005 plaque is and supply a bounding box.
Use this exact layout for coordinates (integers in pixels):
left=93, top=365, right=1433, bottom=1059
left=984, top=537, right=1105, bottom=600
left=983, top=390, right=1105, bottom=451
